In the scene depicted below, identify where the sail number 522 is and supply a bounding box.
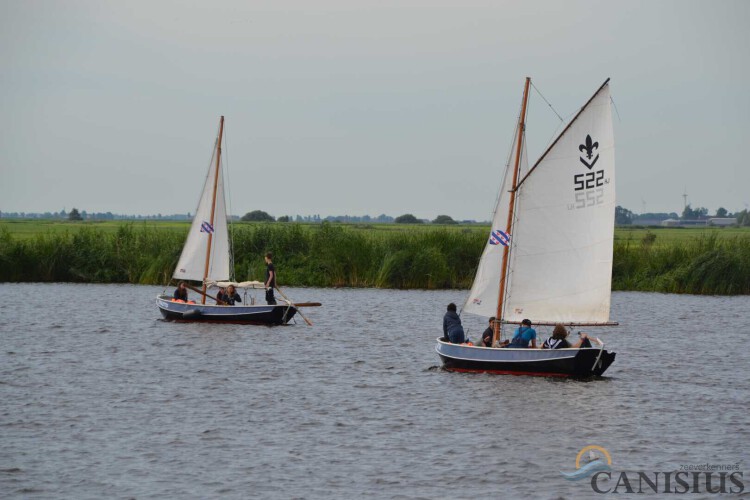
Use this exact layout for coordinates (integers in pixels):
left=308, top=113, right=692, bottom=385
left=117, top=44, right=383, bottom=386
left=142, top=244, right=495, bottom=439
left=574, top=170, right=605, bottom=191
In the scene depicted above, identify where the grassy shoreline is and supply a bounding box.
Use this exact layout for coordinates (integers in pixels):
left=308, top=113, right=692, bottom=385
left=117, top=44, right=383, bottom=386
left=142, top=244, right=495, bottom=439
left=1, top=220, right=749, bottom=295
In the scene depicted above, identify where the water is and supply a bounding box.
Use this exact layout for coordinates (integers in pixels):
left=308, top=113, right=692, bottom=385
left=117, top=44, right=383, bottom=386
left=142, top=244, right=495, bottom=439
left=1, top=284, right=748, bottom=499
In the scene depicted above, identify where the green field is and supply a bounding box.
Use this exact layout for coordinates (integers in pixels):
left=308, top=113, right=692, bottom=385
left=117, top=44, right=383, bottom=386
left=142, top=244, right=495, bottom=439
left=1, top=219, right=749, bottom=294
left=614, top=226, right=750, bottom=245
left=0, top=219, right=188, bottom=239
left=4, top=219, right=748, bottom=241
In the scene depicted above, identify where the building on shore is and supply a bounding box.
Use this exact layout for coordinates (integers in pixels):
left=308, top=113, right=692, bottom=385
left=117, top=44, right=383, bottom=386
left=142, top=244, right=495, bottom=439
left=707, top=218, right=737, bottom=227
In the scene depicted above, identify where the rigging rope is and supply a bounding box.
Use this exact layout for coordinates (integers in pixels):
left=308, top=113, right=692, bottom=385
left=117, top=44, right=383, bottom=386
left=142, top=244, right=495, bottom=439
left=610, top=96, right=622, bottom=123
left=223, top=123, right=236, bottom=281
left=463, top=96, right=526, bottom=314
left=530, top=81, right=570, bottom=151
left=530, top=81, right=564, bottom=123
left=500, top=132, right=527, bottom=339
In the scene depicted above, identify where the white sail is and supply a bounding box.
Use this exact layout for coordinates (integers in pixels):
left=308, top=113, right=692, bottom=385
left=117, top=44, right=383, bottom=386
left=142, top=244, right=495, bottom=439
left=503, top=84, right=615, bottom=323
left=463, top=124, right=528, bottom=317
left=172, top=138, right=231, bottom=282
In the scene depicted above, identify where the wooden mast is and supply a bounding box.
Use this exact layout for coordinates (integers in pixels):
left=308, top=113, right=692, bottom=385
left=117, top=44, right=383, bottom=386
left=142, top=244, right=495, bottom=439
left=201, top=116, right=224, bottom=304
left=493, top=78, right=530, bottom=344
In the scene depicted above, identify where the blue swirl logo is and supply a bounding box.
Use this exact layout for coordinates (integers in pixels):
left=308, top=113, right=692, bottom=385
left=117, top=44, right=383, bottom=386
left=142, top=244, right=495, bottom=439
left=560, top=445, right=613, bottom=481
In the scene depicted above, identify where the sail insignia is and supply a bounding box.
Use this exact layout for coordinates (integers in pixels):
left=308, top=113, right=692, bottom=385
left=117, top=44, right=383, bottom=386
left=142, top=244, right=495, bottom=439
left=579, top=134, right=600, bottom=169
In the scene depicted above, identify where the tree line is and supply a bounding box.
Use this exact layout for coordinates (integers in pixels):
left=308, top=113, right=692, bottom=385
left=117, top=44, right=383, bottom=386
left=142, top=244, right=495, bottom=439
left=241, top=211, right=465, bottom=225
left=615, top=205, right=750, bottom=226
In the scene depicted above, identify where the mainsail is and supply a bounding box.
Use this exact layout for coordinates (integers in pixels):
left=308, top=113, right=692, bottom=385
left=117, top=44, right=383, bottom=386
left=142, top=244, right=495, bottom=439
left=172, top=130, right=231, bottom=283
left=466, top=81, right=615, bottom=325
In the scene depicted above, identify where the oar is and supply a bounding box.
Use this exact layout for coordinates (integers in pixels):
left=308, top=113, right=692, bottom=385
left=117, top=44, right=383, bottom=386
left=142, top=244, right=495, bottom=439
left=292, top=302, right=322, bottom=307
left=274, top=286, right=313, bottom=326
left=185, top=283, right=227, bottom=305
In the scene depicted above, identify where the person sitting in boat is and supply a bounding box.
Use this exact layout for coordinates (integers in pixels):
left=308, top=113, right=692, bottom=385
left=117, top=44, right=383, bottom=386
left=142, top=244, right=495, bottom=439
left=575, top=331, right=595, bottom=348
left=500, top=318, right=537, bottom=348
left=442, top=303, right=465, bottom=344
left=541, top=324, right=572, bottom=349
left=216, top=285, right=241, bottom=306
left=481, top=316, right=496, bottom=347
left=542, top=324, right=597, bottom=349
left=173, top=281, right=189, bottom=302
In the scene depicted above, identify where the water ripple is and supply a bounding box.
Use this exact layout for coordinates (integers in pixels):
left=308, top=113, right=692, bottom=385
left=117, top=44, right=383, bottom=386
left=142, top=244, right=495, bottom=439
left=0, top=284, right=748, bottom=499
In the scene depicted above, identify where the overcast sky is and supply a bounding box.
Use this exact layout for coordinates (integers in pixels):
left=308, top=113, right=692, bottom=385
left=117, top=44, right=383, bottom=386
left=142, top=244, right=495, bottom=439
left=2, top=0, right=748, bottom=220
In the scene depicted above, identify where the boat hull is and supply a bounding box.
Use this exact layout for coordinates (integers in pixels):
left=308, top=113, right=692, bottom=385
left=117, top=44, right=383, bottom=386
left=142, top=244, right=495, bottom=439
left=156, top=296, right=297, bottom=325
left=436, top=339, right=615, bottom=377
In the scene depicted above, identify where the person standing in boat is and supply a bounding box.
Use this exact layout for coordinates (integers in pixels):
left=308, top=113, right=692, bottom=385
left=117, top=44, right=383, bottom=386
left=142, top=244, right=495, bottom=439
left=264, top=252, right=277, bottom=305
left=173, top=281, right=189, bottom=302
left=501, top=318, right=537, bottom=348
left=442, top=303, right=465, bottom=344
left=216, top=284, right=241, bottom=305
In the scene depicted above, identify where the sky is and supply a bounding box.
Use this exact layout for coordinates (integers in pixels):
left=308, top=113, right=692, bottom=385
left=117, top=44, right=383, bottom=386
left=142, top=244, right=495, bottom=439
left=1, top=0, right=748, bottom=220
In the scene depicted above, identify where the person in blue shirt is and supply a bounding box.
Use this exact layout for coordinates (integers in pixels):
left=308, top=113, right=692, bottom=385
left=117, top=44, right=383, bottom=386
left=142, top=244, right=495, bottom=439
left=501, top=318, right=537, bottom=348
left=442, top=303, right=466, bottom=344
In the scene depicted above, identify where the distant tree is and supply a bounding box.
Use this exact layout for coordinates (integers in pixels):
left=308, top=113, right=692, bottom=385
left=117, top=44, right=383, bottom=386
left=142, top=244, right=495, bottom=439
left=432, top=215, right=457, bottom=225
left=395, top=213, right=422, bottom=224
left=614, top=206, right=634, bottom=225
left=68, top=208, right=83, bottom=221
left=277, top=215, right=290, bottom=222
left=716, top=207, right=728, bottom=218
left=241, top=210, right=275, bottom=222
left=681, top=204, right=709, bottom=219
left=736, top=209, right=750, bottom=227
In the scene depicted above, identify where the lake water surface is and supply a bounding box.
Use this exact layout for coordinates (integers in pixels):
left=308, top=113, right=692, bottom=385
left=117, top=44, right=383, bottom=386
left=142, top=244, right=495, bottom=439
left=1, top=284, right=748, bottom=499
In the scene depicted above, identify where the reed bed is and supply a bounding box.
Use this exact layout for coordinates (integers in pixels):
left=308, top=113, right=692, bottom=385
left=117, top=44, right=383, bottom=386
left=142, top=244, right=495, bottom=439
left=2, top=223, right=749, bottom=294
left=0, top=223, right=486, bottom=289
left=612, top=232, right=750, bottom=294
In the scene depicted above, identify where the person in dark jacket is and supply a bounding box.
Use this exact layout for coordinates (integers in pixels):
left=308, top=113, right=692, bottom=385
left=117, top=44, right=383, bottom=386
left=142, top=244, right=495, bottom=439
left=264, top=252, right=277, bottom=305
left=541, top=324, right=595, bottom=349
left=541, top=323, right=572, bottom=349
left=481, top=316, right=496, bottom=347
left=442, top=303, right=465, bottom=344
left=216, top=284, right=241, bottom=305
left=173, top=281, right=189, bottom=301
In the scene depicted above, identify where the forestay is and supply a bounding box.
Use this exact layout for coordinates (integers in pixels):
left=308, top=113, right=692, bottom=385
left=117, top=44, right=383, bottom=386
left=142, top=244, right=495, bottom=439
left=172, top=141, right=231, bottom=282
left=463, top=122, right=528, bottom=318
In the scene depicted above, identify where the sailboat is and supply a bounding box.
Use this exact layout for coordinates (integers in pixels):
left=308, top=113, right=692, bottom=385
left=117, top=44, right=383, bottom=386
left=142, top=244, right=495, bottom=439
left=436, top=78, right=617, bottom=377
left=156, top=116, right=307, bottom=325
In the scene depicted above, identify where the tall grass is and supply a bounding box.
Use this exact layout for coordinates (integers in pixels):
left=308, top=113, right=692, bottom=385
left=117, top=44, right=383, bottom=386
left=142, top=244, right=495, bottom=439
left=2, top=223, right=749, bottom=294
left=612, top=233, right=750, bottom=294
left=0, top=222, right=486, bottom=289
